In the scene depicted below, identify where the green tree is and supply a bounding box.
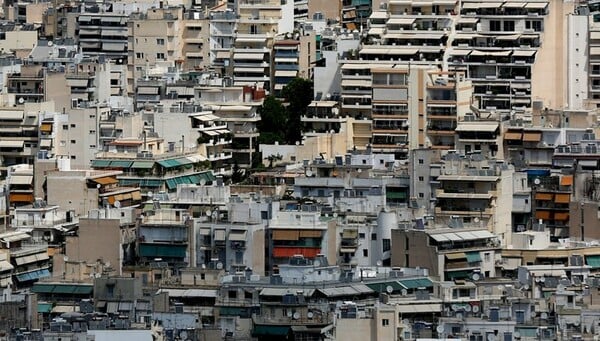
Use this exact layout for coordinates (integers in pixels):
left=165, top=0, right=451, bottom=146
left=257, top=95, right=287, bottom=144
left=280, top=78, right=314, bottom=144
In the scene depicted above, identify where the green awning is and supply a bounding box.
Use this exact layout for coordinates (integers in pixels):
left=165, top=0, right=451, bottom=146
left=175, top=157, right=193, bottom=166
left=253, top=325, right=289, bottom=336
left=157, top=159, right=182, bottom=168
left=466, top=251, right=482, bottom=263
left=515, top=328, right=538, bottom=338
left=446, top=270, right=470, bottom=280
left=109, top=160, right=133, bottom=168
left=120, top=179, right=141, bottom=186
left=365, top=281, right=403, bottom=292
left=32, top=284, right=55, bottom=294
left=386, top=191, right=407, bottom=199
left=91, top=160, right=111, bottom=168
left=139, top=244, right=186, bottom=258
left=586, top=255, right=600, bottom=267
left=199, top=171, right=216, bottom=182
left=131, top=161, right=155, bottom=169
left=38, top=303, right=53, bottom=313
left=398, top=278, right=433, bottom=289
left=32, top=283, right=93, bottom=295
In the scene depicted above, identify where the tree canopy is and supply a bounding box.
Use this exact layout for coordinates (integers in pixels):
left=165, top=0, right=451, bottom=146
left=257, top=78, right=314, bottom=145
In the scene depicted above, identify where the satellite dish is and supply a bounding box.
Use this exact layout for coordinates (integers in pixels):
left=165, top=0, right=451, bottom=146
left=472, top=273, right=481, bottom=281
left=523, top=284, right=529, bottom=290
left=557, top=284, right=566, bottom=291
left=474, top=217, right=480, bottom=223
left=307, top=311, right=314, bottom=319
left=333, top=212, right=338, bottom=218
left=376, top=260, right=382, bottom=267
left=286, top=311, right=293, bottom=318
left=541, top=312, right=548, bottom=320
left=180, top=331, right=188, bottom=339
left=199, top=178, right=206, bottom=186
left=540, top=277, right=545, bottom=283
left=205, top=209, right=212, bottom=217
left=305, top=169, right=313, bottom=177
left=487, top=334, right=496, bottom=341
left=465, top=304, right=472, bottom=312
left=534, top=178, right=541, bottom=185
left=386, top=285, right=394, bottom=294
left=314, top=259, right=321, bottom=267
left=18, top=97, right=24, bottom=104
left=147, top=191, right=153, bottom=199
left=514, top=332, right=521, bottom=339
left=436, top=325, right=444, bottom=334
left=63, top=255, right=69, bottom=262
left=292, top=312, right=300, bottom=320
left=472, top=305, right=480, bottom=313
left=451, top=304, right=459, bottom=311
left=114, top=200, right=121, bottom=208
left=216, top=262, right=223, bottom=270
left=531, top=312, right=537, bottom=318
left=401, top=289, right=408, bottom=296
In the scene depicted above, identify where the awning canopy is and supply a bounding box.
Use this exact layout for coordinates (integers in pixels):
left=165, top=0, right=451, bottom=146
left=229, top=230, right=247, bottom=241
left=10, top=175, right=33, bottom=186
left=0, top=110, right=24, bottom=120
left=586, top=255, right=600, bottom=267
left=456, top=123, right=499, bottom=132
left=523, top=131, right=542, bottom=142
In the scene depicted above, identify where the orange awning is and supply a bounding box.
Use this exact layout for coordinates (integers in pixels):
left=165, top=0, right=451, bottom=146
left=535, top=193, right=553, bottom=201
left=299, top=230, right=322, bottom=238
left=535, top=210, right=551, bottom=220
left=554, top=212, right=569, bottom=221
left=554, top=193, right=570, bottom=204
left=523, top=132, right=542, bottom=142
left=272, top=230, right=299, bottom=241
left=40, top=123, right=52, bottom=132
left=504, top=131, right=522, bottom=140
left=91, top=177, right=119, bottom=185
left=273, top=247, right=321, bottom=258
left=560, top=175, right=573, bottom=186
left=9, top=193, right=34, bottom=203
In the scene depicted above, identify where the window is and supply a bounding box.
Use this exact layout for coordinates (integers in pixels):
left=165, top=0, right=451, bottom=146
left=382, top=319, right=389, bottom=326
left=490, top=20, right=501, bottom=31
left=136, top=52, right=144, bottom=59
left=157, top=38, right=165, bottom=45
left=156, top=53, right=165, bottom=59
left=503, top=20, right=515, bottom=31
left=70, top=140, right=76, bottom=144
left=371, top=233, right=377, bottom=241
left=200, top=273, right=205, bottom=280
left=383, top=239, right=391, bottom=252
left=62, top=125, right=68, bottom=130
left=418, top=192, right=424, bottom=198
left=89, top=114, right=96, bottom=119
left=70, top=155, right=76, bottom=160
left=418, top=176, right=424, bottom=181
left=89, top=130, right=96, bottom=134
left=90, top=145, right=96, bottom=149
left=363, top=249, right=368, bottom=257
left=484, top=253, right=491, bottom=262
left=358, top=233, right=365, bottom=239
left=228, top=290, right=236, bottom=299
left=418, top=159, right=424, bottom=164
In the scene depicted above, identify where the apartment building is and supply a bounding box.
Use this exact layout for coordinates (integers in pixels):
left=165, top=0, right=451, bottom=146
left=0, top=107, right=41, bottom=170
left=195, top=85, right=264, bottom=168
left=208, top=8, right=236, bottom=72
left=434, top=152, right=514, bottom=245
left=181, top=10, right=210, bottom=71
left=75, top=12, right=129, bottom=61
left=232, top=0, right=281, bottom=91
left=127, top=7, right=184, bottom=95
left=137, top=208, right=191, bottom=271
left=272, top=39, right=300, bottom=94
left=0, top=230, right=51, bottom=289
left=392, top=228, right=500, bottom=281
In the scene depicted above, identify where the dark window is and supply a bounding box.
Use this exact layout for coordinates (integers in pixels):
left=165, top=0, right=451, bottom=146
left=383, top=239, right=391, bottom=252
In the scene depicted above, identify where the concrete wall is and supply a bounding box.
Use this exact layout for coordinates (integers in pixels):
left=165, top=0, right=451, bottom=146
left=46, top=171, right=98, bottom=216
left=66, top=218, right=122, bottom=276
left=531, top=0, right=573, bottom=109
